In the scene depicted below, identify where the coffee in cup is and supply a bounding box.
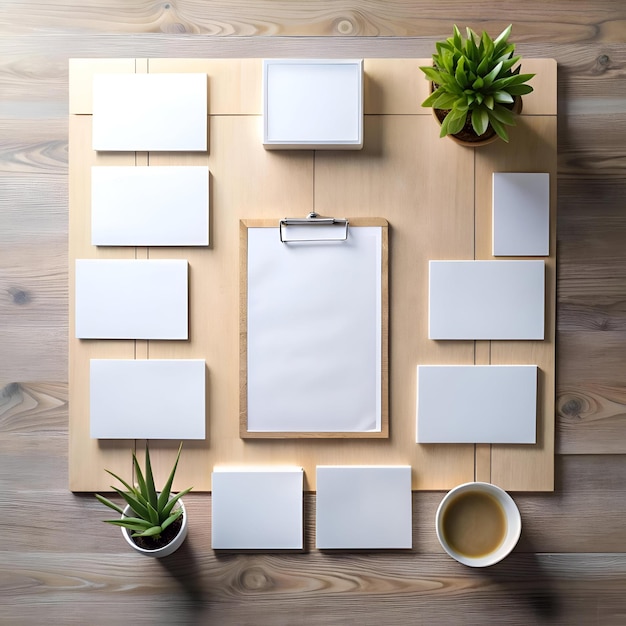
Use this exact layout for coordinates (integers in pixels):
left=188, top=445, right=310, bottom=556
left=436, top=482, right=521, bottom=567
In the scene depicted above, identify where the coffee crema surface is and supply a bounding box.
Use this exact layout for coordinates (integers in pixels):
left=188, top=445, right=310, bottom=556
left=441, top=490, right=507, bottom=558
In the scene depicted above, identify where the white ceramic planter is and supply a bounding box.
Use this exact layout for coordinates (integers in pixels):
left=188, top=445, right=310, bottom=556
left=121, top=499, right=188, bottom=558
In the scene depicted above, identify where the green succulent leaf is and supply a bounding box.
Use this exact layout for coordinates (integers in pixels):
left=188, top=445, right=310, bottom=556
left=160, top=508, right=184, bottom=533
left=104, top=468, right=135, bottom=495
left=157, top=442, right=184, bottom=512
left=420, top=66, right=442, bottom=83
left=105, top=519, right=157, bottom=532
left=146, top=501, right=161, bottom=526
left=490, top=104, right=517, bottom=126
left=494, top=24, right=512, bottom=47
left=493, top=90, right=514, bottom=103
left=440, top=107, right=467, bottom=137
left=95, top=494, right=125, bottom=515
left=471, top=108, right=490, bottom=136
left=452, top=24, right=463, bottom=51
left=143, top=445, right=158, bottom=510
left=489, top=116, right=510, bottom=142
left=134, top=525, right=164, bottom=538
left=161, top=487, right=193, bottom=518
left=483, top=61, right=503, bottom=88
left=506, top=84, right=535, bottom=96
left=132, top=450, right=148, bottom=496
left=430, top=91, right=460, bottom=110
left=112, top=486, right=150, bottom=521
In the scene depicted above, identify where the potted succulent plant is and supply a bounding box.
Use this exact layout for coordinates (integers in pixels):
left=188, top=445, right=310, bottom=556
left=96, top=442, right=192, bottom=558
left=420, top=24, right=535, bottom=145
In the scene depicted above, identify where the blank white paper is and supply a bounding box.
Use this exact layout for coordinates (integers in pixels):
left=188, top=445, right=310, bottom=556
left=75, top=259, right=188, bottom=339
left=493, top=172, right=550, bottom=256
left=316, top=466, right=412, bottom=549
left=429, top=260, right=545, bottom=340
left=417, top=365, right=537, bottom=444
left=90, top=359, right=205, bottom=439
left=92, top=73, right=207, bottom=151
left=91, top=166, right=209, bottom=246
left=246, top=226, right=382, bottom=433
left=263, top=59, right=363, bottom=149
left=211, top=467, right=303, bottom=550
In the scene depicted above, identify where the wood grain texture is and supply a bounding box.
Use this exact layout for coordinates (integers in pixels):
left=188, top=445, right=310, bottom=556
left=1, top=0, right=626, bottom=622
left=2, top=0, right=625, bottom=41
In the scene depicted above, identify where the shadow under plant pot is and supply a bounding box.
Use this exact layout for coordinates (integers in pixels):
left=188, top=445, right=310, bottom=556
left=433, top=96, right=523, bottom=147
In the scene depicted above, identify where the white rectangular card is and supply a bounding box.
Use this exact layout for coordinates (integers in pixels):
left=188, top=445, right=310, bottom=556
left=493, top=172, right=550, bottom=256
left=75, top=259, right=188, bottom=339
left=90, top=359, right=205, bottom=439
left=316, top=466, right=412, bottom=549
left=91, top=166, right=209, bottom=246
left=417, top=365, right=537, bottom=444
left=92, top=73, right=207, bottom=151
left=263, top=59, right=363, bottom=149
left=211, top=467, right=303, bottom=550
left=429, top=260, right=545, bottom=340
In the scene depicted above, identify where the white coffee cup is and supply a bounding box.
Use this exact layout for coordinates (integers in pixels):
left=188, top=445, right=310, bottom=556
left=435, top=481, right=522, bottom=567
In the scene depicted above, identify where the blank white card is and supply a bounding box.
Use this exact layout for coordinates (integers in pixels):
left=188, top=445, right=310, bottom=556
left=316, top=466, right=412, bottom=549
left=493, top=172, right=550, bottom=256
left=211, top=468, right=303, bottom=550
left=75, top=259, right=188, bottom=339
left=429, top=260, right=545, bottom=340
left=417, top=365, right=537, bottom=444
left=91, top=166, right=209, bottom=246
left=90, top=359, right=206, bottom=439
left=92, top=73, right=207, bottom=151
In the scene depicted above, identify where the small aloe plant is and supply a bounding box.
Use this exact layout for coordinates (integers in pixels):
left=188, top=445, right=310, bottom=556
left=96, top=442, right=192, bottom=540
left=420, top=24, right=535, bottom=142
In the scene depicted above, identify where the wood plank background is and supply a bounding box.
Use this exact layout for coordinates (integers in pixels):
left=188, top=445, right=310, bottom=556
left=1, top=1, right=625, bottom=623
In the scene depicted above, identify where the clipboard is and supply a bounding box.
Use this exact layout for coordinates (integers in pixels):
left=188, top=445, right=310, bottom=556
left=240, top=215, right=389, bottom=438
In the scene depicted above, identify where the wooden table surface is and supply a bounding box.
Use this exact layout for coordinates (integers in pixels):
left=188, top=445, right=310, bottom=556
left=1, top=2, right=625, bottom=624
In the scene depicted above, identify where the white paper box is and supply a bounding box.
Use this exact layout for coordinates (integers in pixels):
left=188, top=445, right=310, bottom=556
left=75, top=259, right=188, bottom=339
left=263, top=59, right=363, bottom=149
left=92, top=73, right=207, bottom=151
left=493, top=172, right=550, bottom=256
left=91, top=166, right=209, bottom=246
left=429, top=260, right=545, bottom=340
left=90, top=359, right=206, bottom=439
left=316, top=466, right=412, bottom=549
left=417, top=365, right=537, bottom=444
left=211, top=467, right=303, bottom=550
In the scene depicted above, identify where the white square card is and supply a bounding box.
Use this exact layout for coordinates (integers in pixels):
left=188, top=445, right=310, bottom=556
left=91, top=166, right=209, bottom=246
left=90, top=359, right=206, bottom=439
left=493, top=172, right=550, bottom=256
left=428, top=260, right=545, bottom=340
left=211, top=467, right=303, bottom=550
left=92, top=73, right=207, bottom=151
left=316, top=466, right=412, bottom=549
left=417, top=365, right=537, bottom=444
left=75, top=259, right=188, bottom=340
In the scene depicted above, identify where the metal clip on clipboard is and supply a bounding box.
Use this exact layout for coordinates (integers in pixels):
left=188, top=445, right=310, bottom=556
left=279, top=212, right=350, bottom=243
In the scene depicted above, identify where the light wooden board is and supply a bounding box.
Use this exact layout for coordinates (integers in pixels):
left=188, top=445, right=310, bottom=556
left=68, top=57, right=556, bottom=492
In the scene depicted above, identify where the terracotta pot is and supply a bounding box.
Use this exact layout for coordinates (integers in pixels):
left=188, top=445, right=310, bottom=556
left=120, top=499, right=188, bottom=558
